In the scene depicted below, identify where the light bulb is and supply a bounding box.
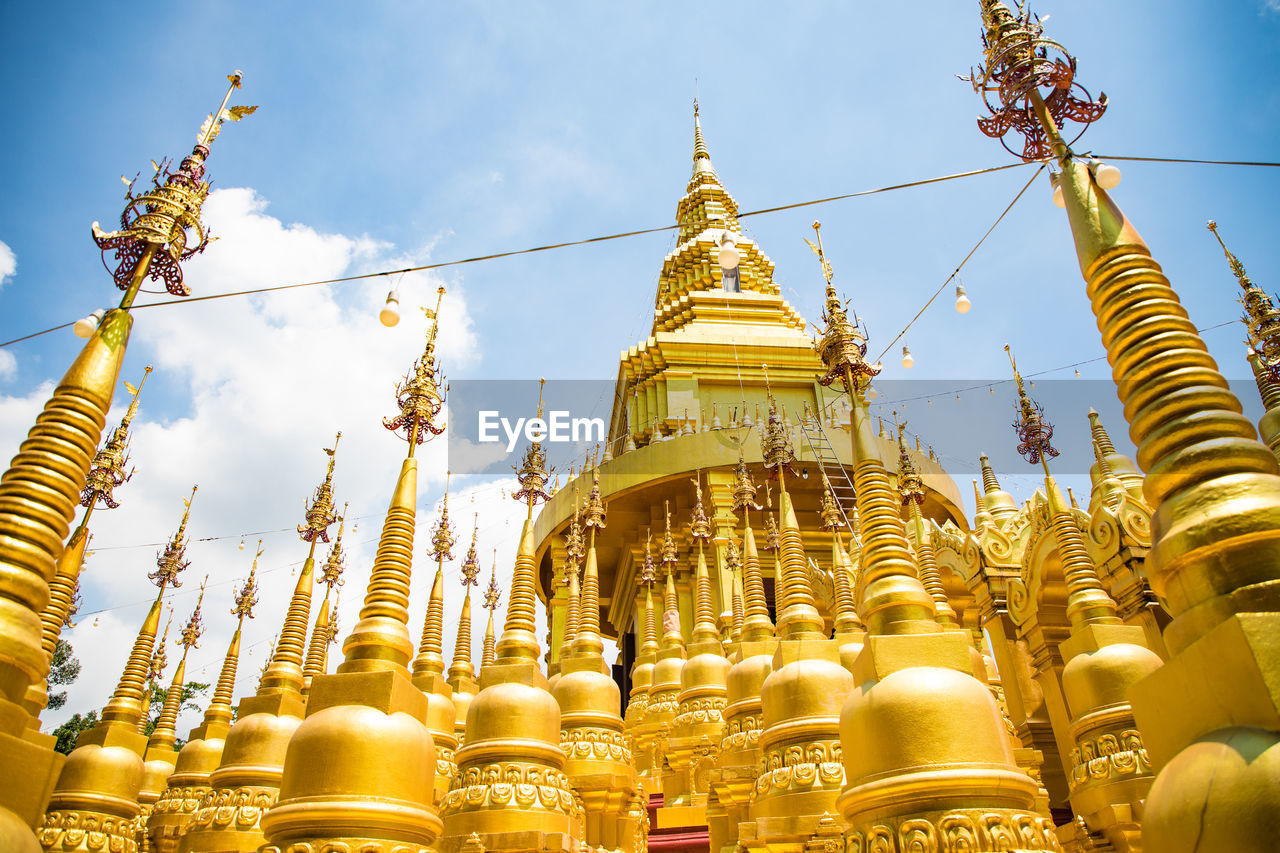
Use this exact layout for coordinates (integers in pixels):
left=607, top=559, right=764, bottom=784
left=1092, top=161, right=1122, bottom=190
left=717, top=235, right=740, bottom=271
left=238, top=538, right=246, bottom=551
left=379, top=291, right=401, bottom=327
left=989, top=387, right=995, bottom=395
left=1074, top=369, right=1081, bottom=378
left=73, top=309, right=106, bottom=339
left=867, top=386, right=879, bottom=401
left=954, top=284, right=972, bottom=314
left=901, top=345, right=914, bottom=369
left=1052, top=183, right=1065, bottom=208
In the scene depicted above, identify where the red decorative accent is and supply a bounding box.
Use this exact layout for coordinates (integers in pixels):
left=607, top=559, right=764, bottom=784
left=646, top=794, right=710, bottom=853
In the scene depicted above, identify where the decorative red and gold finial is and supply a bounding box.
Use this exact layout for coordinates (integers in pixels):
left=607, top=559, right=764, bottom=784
left=1005, top=345, right=1059, bottom=465
left=149, top=485, right=197, bottom=589
left=299, top=433, right=341, bottom=543
left=384, top=287, right=448, bottom=448
left=92, top=72, right=256, bottom=299
left=968, top=0, right=1107, bottom=161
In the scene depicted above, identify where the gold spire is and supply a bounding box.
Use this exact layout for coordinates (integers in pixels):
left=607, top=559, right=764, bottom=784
left=689, top=509, right=719, bottom=648
left=1210, top=219, right=1280, bottom=382
left=384, top=286, right=448, bottom=452
left=821, top=474, right=862, bottom=635
left=640, top=533, right=660, bottom=656
left=203, top=545, right=258, bottom=727
left=342, top=299, right=447, bottom=675
left=93, top=72, right=256, bottom=301
left=660, top=499, right=679, bottom=575
left=481, top=551, right=499, bottom=672
left=897, top=424, right=957, bottom=627
left=320, top=505, right=348, bottom=588
left=150, top=485, right=197, bottom=589
left=141, top=609, right=174, bottom=734
left=1008, top=349, right=1120, bottom=630
left=740, top=507, right=775, bottom=642
left=149, top=579, right=206, bottom=752
left=80, top=364, right=151, bottom=510
left=727, top=538, right=744, bottom=642
left=302, top=586, right=334, bottom=691
left=692, top=98, right=714, bottom=176
left=299, top=432, right=341, bottom=543
left=449, top=514, right=481, bottom=686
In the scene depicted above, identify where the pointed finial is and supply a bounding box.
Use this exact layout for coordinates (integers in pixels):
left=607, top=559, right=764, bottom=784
left=763, top=482, right=781, bottom=552
left=512, top=380, right=553, bottom=513
left=150, top=485, right=197, bottom=588
left=321, top=506, right=348, bottom=589
left=384, top=287, right=448, bottom=448
left=233, top=542, right=262, bottom=620
left=179, top=576, right=208, bottom=650
left=1005, top=345, right=1059, bottom=465
left=430, top=474, right=456, bottom=563
left=149, top=608, right=174, bottom=686
left=812, top=223, right=880, bottom=395
left=562, top=490, right=585, bottom=575
left=640, top=530, right=657, bottom=587
left=80, top=365, right=153, bottom=510
left=461, top=513, right=481, bottom=587
left=484, top=549, right=502, bottom=612
left=692, top=99, right=714, bottom=174
left=1209, top=220, right=1280, bottom=382
left=819, top=473, right=844, bottom=532
left=896, top=422, right=925, bottom=506
left=660, top=500, right=680, bottom=575
left=299, top=433, right=341, bottom=543
left=690, top=470, right=713, bottom=541
left=583, top=467, right=607, bottom=530
left=760, top=367, right=797, bottom=478
left=732, top=451, right=760, bottom=514
left=326, top=590, right=341, bottom=644
left=92, top=74, right=255, bottom=299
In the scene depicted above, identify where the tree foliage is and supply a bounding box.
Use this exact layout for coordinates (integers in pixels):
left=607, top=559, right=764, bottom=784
left=47, top=638, right=81, bottom=711
left=51, top=711, right=97, bottom=755
left=142, top=680, right=211, bottom=745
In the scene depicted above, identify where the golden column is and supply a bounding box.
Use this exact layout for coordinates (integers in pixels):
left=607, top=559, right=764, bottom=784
left=624, top=538, right=660, bottom=795
left=0, top=76, right=251, bottom=849
left=411, top=479, right=459, bottom=806
left=1208, top=221, right=1280, bottom=460
left=302, top=508, right=346, bottom=695
left=820, top=474, right=865, bottom=672
left=481, top=553, right=501, bottom=672
left=712, top=464, right=775, bottom=853
left=181, top=437, right=339, bottom=853
left=40, top=488, right=195, bottom=853
left=447, top=515, right=483, bottom=746
left=972, top=4, right=1280, bottom=847
left=746, top=380, right=854, bottom=853
left=138, top=581, right=208, bottom=842
left=148, top=552, right=258, bottom=853
left=647, top=505, right=687, bottom=805
left=28, top=366, right=151, bottom=725
left=261, top=292, right=450, bottom=853
left=806, top=224, right=1050, bottom=849
left=553, top=468, right=639, bottom=853
left=667, top=474, right=729, bottom=820
left=439, top=382, right=582, bottom=853
left=548, top=496, right=585, bottom=694
left=1006, top=349, right=1161, bottom=851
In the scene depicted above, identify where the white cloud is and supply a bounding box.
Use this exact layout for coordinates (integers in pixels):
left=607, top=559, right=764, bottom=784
left=0, top=239, right=15, bottom=288
left=0, top=187, right=558, bottom=736
left=0, top=350, right=15, bottom=382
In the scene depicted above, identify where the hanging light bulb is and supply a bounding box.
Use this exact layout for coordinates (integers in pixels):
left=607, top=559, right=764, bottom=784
left=1050, top=172, right=1065, bottom=209
left=238, top=538, right=246, bottom=551
left=954, top=283, right=972, bottom=314
left=717, top=232, right=741, bottom=271
left=901, top=345, right=914, bottom=369
left=989, top=387, right=996, bottom=395
left=379, top=289, right=401, bottom=327
left=867, top=386, right=879, bottom=401
left=73, top=309, right=106, bottom=339
left=1090, top=159, right=1122, bottom=190
left=1074, top=369, right=1081, bottom=378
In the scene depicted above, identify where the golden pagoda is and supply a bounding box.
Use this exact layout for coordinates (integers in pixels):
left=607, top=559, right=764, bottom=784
left=147, top=550, right=259, bottom=853
left=179, top=437, right=339, bottom=853
left=6, top=6, right=1280, bottom=849
left=40, top=486, right=196, bottom=853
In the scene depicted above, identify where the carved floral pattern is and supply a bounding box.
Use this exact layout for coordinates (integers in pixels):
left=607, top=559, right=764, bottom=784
left=39, top=809, right=139, bottom=853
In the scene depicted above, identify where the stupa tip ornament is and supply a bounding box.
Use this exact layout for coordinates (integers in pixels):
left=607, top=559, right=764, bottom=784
left=483, top=549, right=502, bottom=612
left=1208, top=219, right=1280, bottom=383
left=660, top=500, right=679, bottom=571
left=895, top=422, right=925, bottom=506
left=92, top=72, right=256, bottom=299
left=563, top=493, right=586, bottom=574
left=640, top=530, right=657, bottom=587
left=691, top=470, right=713, bottom=541
left=1005, top=345, right=1059, bottom=465
left=760, top=365, right=796, bottom=479
left=179, top=577, right=208, bottom=651
left=384, top=286, right=448, bottom=445
left=968, top=0, right=1106, bottom=161
left=731, top=452, right=760, bottom=515
left=321, top=506, right=348, bottom=588
left=512, top=379, right=553, bottom=510
left=431, top=473, right=456, bottom=563
left=80, top=364, right=152, bottom=509
left=234, top=541, right=263, bottom=619
left=149, top=485, right=197, bottom=589
left=819, top=472, right=844, bottom=532
left=810, top=222, right=880, bottom=394
left=461, top=513, right=482, bottom=586
left=583, top=466, right=607, bottom=530
left=299, top=432, right=341, bottom=543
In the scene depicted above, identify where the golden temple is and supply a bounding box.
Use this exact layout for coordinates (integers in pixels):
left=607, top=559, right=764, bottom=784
left=2, top=4, right=1279, bottom=853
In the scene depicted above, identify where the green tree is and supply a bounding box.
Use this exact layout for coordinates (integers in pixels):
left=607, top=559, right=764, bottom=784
left=51, top=710, right=97, bottom=755
left=143, top=681, right=211, bottom=746
left=47, top=638, right=81, bottom=711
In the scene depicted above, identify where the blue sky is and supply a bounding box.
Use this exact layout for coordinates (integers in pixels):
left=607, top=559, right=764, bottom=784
left=2, top=2, right=1279, bottom=727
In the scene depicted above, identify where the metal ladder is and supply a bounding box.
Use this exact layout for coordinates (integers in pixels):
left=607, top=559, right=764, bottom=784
left=797, top=416, right=858, bottom=533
